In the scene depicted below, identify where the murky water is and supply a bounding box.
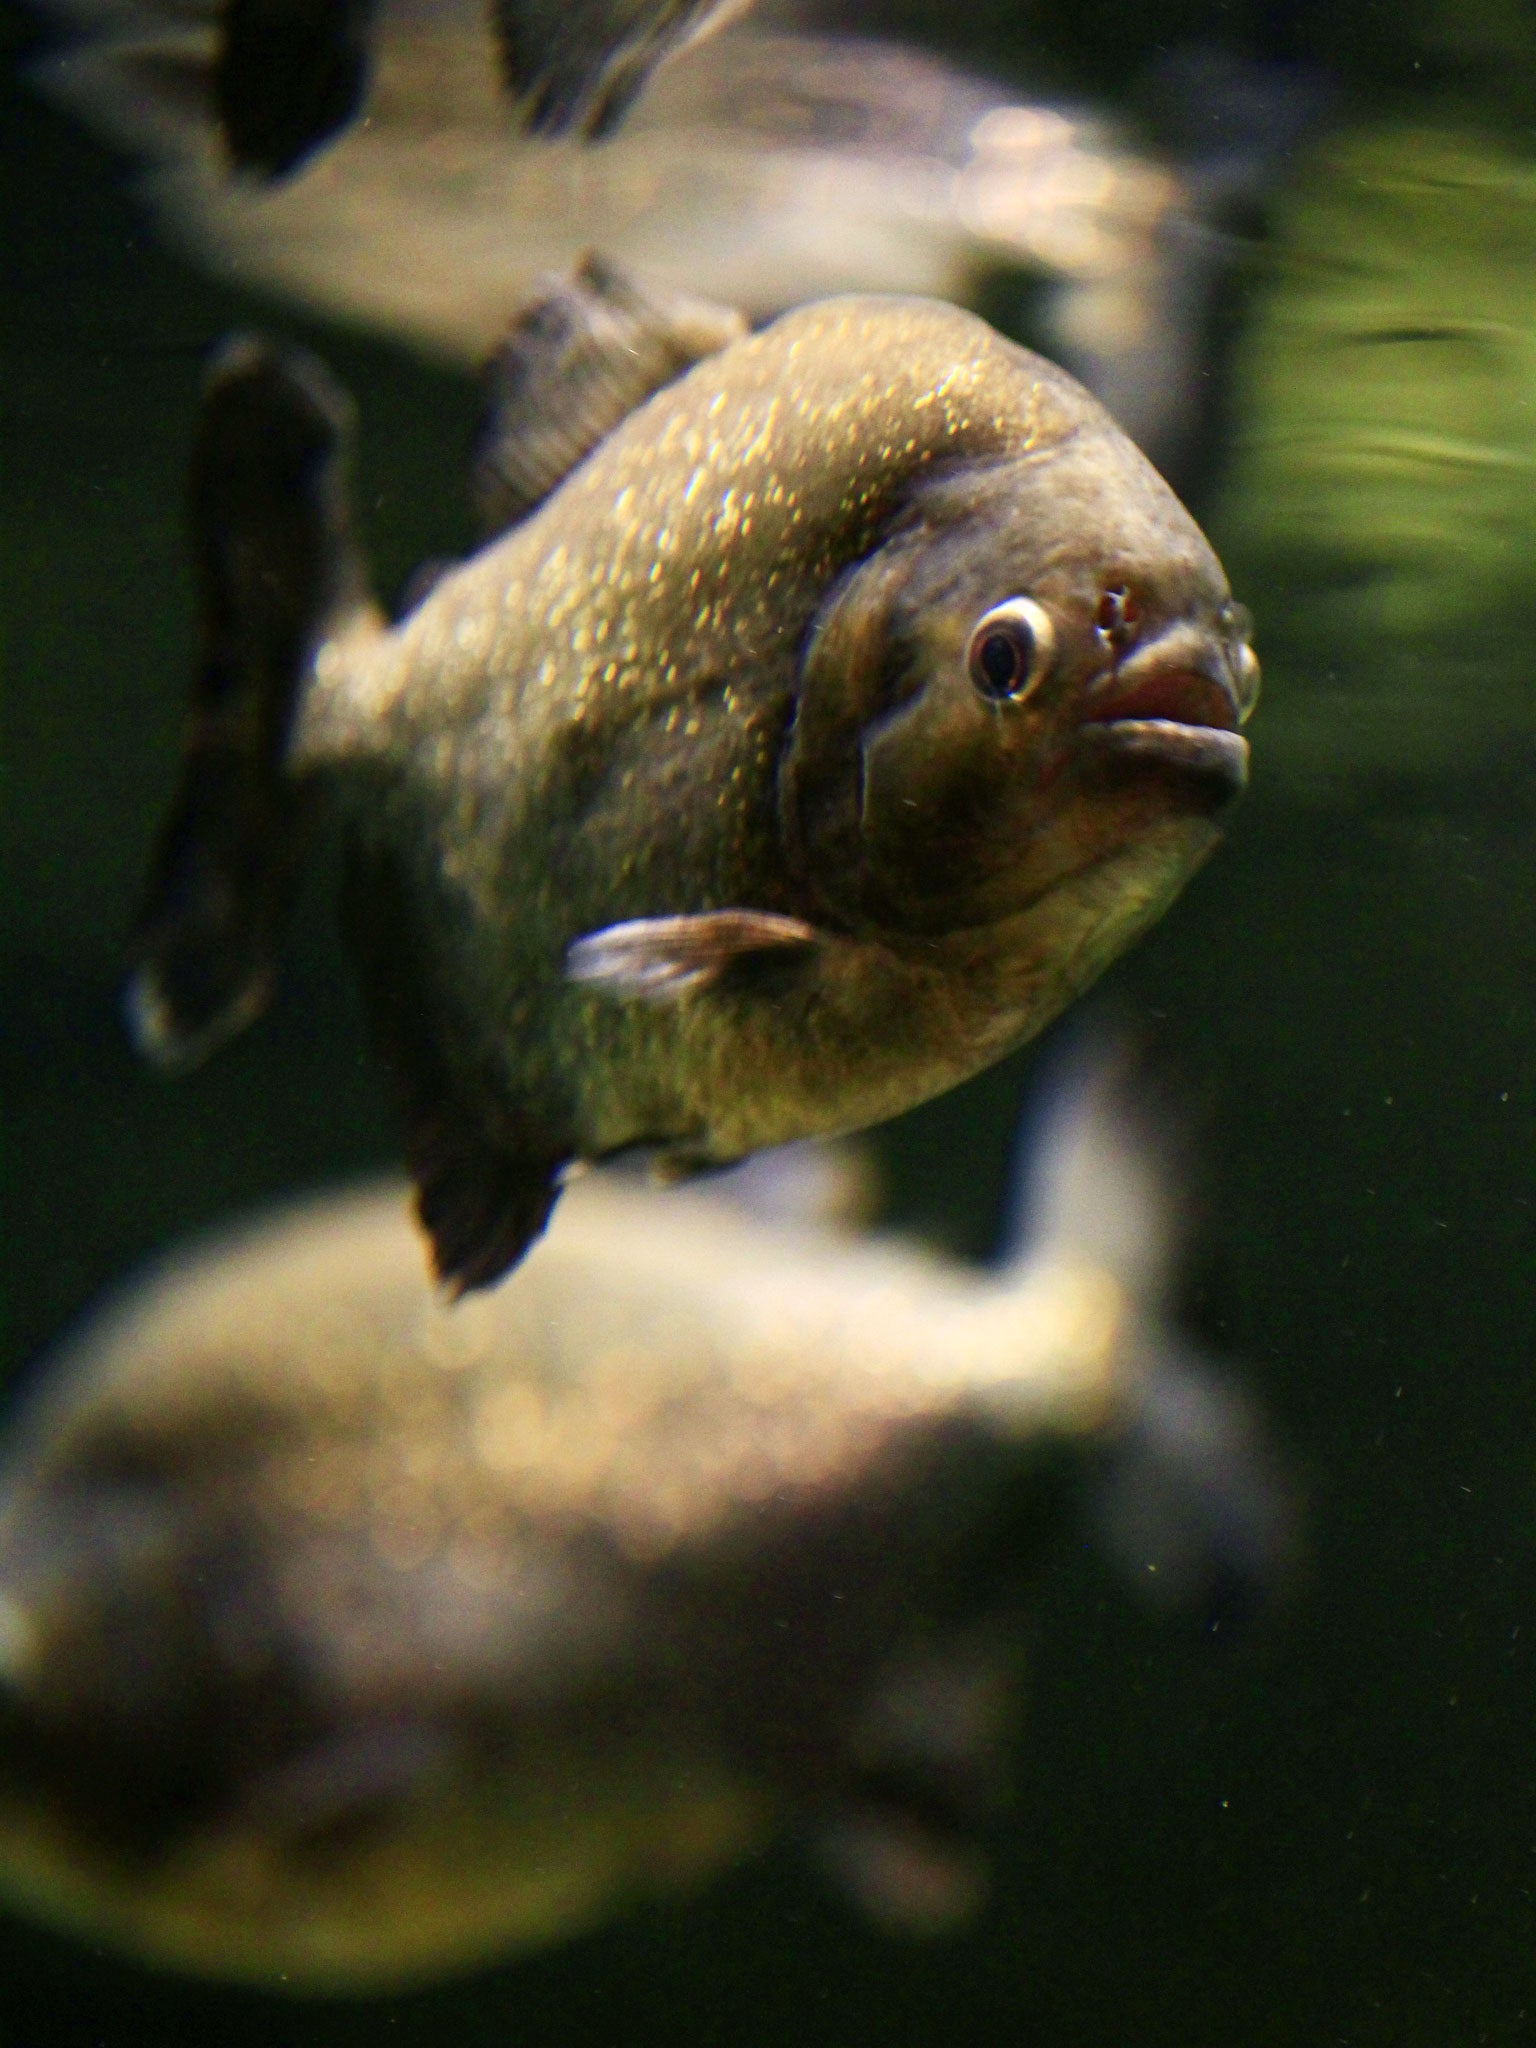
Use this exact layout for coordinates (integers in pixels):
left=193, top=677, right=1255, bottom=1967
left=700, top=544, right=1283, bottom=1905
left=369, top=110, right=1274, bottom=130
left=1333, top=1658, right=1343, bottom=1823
left=6, top=0, right=1536, bottom=2038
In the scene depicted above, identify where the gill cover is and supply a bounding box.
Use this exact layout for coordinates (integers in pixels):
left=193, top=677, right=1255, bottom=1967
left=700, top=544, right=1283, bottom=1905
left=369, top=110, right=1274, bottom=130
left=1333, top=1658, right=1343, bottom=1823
left=780, top=448, right=1086, bottom=936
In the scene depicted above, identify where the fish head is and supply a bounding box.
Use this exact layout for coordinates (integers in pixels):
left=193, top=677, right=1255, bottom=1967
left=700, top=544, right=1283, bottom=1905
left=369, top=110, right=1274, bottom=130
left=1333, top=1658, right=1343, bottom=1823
left=783, top=391, right=1259, bottom=940
left=0, top=1448, right=400, bottom=1977
left=0, top=1461, right=252, bottom=1895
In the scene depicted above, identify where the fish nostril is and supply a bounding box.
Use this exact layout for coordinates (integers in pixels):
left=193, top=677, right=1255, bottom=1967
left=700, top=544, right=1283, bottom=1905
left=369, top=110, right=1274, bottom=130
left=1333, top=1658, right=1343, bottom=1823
left=1095, top=585, right=1141, bottom=652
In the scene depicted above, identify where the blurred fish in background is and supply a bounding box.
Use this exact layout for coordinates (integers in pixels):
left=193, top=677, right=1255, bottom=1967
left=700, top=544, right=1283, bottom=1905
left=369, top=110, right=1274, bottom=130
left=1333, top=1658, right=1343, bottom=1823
left=27, top=0, right=1314, bottom=482
left=0, top=1042, right=1288, bottom=1990
left=206, top=0, right=760, bottom=174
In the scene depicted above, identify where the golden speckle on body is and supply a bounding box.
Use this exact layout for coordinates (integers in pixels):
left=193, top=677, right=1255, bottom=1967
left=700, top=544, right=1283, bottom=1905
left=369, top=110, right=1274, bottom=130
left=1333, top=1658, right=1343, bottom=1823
left=296, top=292, right=1240, bottom=1301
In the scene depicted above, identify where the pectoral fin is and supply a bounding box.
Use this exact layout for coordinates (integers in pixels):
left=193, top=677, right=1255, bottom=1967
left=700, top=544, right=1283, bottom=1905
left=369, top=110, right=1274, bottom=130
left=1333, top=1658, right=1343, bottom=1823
left=472, top=255, right=744, bottom=536
left=566, top=909, right=821, bottom=1001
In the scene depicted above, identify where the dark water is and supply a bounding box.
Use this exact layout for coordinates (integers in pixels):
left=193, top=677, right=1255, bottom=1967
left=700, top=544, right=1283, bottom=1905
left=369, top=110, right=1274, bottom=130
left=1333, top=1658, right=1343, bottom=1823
left=6, top=0, right=1536, bottom=2039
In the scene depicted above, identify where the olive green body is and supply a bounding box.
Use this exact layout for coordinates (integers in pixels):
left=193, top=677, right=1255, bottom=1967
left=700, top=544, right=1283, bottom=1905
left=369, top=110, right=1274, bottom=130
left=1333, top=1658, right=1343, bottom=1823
left=303, top=297, right=1229, bottom=1196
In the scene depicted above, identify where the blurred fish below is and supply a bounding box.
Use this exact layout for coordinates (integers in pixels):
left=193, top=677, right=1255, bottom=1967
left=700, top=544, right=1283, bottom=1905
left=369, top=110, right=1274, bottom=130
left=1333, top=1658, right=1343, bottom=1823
left=30, top=0, right=1289, bottom=477
left=1213, top=116, right=1536, bottom=804
left=0, top=1047, right=1289, bottom=1990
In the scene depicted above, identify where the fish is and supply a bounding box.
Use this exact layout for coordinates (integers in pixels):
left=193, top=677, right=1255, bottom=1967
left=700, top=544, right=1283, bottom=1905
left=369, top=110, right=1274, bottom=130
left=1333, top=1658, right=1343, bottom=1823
left=0, top=1043, right=1290, bottom=1989
left=30, top=0, right=1278, bottom=476
left=125, top=264, right=1260, bottom=1290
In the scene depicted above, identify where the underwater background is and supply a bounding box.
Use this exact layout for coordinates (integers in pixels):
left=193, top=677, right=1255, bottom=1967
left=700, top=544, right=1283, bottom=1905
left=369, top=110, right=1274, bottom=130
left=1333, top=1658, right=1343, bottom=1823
left=6, top=0, right=1536, bottom=2038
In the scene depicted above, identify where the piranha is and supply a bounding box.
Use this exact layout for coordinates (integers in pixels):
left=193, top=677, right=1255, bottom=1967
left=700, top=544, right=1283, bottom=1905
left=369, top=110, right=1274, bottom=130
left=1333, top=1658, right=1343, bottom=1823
left=0, top=1046, right=1287, bottom=1989
left=128, top=262, right=1260, bottom=1290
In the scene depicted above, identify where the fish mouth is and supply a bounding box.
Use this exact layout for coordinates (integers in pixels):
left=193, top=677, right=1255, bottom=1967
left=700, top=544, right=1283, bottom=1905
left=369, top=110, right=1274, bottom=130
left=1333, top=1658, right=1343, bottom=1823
left=1076, top=659, right=1250, bottom=807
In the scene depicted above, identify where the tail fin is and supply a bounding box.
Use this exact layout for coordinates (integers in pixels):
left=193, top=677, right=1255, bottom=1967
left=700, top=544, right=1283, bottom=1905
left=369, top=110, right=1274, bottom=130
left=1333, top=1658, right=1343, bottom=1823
left=1092, top=1332, right=1294, bottom=1637
left=1007, top=1031, right=1296, bottom=1632
left=126, top=333, right=367, bottom=1071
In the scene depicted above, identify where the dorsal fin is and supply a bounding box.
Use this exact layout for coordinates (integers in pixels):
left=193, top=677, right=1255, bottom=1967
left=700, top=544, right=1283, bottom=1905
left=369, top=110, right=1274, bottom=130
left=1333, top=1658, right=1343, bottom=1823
left=470, top=254, right=745, bottom=538
left=127, top=333, right=374, bottom=1072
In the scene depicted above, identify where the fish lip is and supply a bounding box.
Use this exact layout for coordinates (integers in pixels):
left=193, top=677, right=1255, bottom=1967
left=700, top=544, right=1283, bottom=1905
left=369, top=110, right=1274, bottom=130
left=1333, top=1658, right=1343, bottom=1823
left=1073, top=646, right=1251, bottom=805
left=1080, top=658, right=1243, bottom=735
left=1077, top=719, right=1250, bottom=802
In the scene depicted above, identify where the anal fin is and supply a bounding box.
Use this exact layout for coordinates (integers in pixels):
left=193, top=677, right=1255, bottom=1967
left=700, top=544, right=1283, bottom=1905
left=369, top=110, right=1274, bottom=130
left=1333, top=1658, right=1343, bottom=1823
left=408, top=1108, right=564, bottom=1297
left=344, top=846, right=568, bottom=1294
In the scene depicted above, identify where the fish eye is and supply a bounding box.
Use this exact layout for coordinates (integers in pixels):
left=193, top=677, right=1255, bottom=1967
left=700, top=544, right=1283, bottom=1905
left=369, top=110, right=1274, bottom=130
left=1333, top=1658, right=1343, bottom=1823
left=966, top=598, right=1056, bottom=703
